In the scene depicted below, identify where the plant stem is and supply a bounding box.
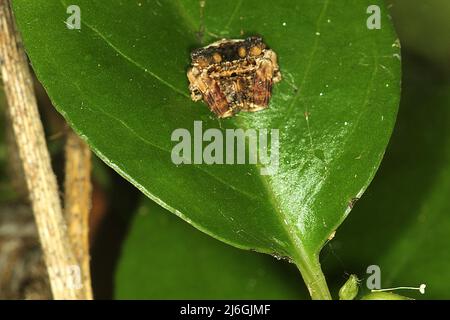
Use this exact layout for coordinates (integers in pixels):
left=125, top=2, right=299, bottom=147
left=293, top=251, right=332, bottom=300
left=64, top=130, right=93, bottom=299
left=0, top=0, right=88, bottom=299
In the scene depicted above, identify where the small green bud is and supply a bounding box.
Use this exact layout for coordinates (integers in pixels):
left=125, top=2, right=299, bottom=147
left=339, top=274, right=359, bottom=300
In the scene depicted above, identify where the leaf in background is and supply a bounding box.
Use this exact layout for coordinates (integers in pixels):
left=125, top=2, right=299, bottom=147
left=116, top=198, right=308, bottom=299
left=388, top=0, right=450, bottom=71
left=323, top=56, right=450, bottom=299
left=13, top=0, right=400, bottom=297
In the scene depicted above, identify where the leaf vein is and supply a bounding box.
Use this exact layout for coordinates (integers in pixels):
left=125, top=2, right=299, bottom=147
left=225, top=0, right=244, bottom=31
left=60, top=0, right=189, bottom=98
left=92, top=107, right=260, bottom=202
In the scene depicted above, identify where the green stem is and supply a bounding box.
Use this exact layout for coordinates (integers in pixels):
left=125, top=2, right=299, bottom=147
left=293, top=251, right=331, bottom=300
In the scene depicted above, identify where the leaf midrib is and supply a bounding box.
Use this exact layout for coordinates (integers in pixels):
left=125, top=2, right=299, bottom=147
left=234, top=0, right=332, bottom=259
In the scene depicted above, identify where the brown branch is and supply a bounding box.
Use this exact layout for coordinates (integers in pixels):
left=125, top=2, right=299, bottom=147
left=0, top=0, right=89, bottom=299
left=64, top=130, right=93, bottom=299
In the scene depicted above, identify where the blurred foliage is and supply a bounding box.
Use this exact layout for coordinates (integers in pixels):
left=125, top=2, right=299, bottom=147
left=323, top=53, right=450, bottom=299
left=389, top=0, right=450, bottom=73
left=116, top=198, right=308, bottom=299
left=320, top=0, right=450, bottom=300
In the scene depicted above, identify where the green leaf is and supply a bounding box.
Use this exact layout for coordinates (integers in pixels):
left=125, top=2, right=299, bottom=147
left=323, top=57, right=450, bottom=299
left=13, top=0, right=400, bottom=298
left=116, top=198, right=308, bottom=299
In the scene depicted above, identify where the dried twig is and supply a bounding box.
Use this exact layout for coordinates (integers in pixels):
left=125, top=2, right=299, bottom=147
left=64, top=130, right=93, bottom=299
left=0, top=0, right=88, bottom=299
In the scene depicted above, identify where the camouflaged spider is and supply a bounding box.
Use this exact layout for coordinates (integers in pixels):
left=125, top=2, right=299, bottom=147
left=187, top=36, right=282, bottom=118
